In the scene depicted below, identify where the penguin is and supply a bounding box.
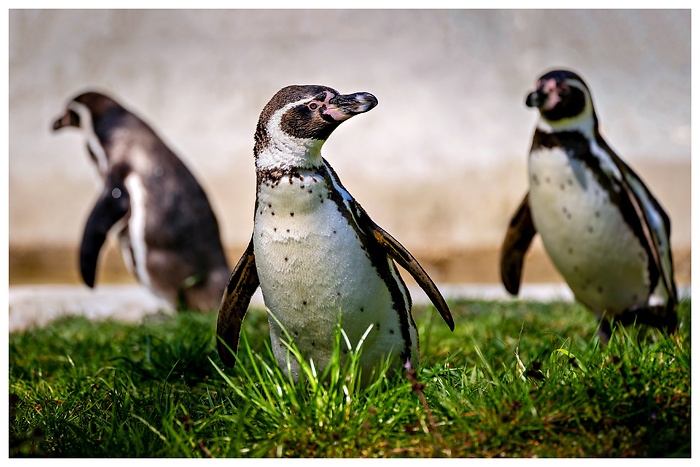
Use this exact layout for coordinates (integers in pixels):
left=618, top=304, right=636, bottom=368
left=500, top=69, right=678, bottom=342
left=216, top=85, right=454, bottom=383
left=52, top=91, right=230, bottom=311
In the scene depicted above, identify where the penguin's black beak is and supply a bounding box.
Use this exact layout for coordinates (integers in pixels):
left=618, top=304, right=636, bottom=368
left=526, top=75, right=570, bottom=112
left=323, top=92, right=378, bottom=122
left=52, top=117, right=64, bottom=131
left=525, top=89, right=546, bottom=108
left=52, top=109, right=79, bottom=131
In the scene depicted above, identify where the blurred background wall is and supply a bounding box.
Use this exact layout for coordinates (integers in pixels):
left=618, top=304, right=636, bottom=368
left=8, top=9, right=691, bottom=286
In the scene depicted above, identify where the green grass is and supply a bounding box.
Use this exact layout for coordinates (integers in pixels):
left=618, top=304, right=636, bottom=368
left=9, top=298, right=691, bottom=458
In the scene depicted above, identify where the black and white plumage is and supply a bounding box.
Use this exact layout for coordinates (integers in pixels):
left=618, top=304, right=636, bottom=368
left=500, top=69, right=678, bottom=342
left=216, top=85, right=453, bottom=382
left=52, top=91, right=229, bottom=311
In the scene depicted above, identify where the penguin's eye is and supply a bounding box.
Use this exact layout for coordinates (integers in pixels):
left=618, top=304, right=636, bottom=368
left=308, top=102, right=319, bottom=110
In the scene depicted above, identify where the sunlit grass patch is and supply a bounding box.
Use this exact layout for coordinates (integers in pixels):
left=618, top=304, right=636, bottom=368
left=9, top=298, right=690, bottom=457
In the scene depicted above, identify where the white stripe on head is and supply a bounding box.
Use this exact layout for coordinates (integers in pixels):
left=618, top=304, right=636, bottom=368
left=256, top=99, right=325, bottom=171
left=68, top=101, right=110, bottom=178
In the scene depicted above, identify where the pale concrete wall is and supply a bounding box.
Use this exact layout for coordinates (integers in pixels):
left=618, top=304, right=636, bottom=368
left=8, top=10, right=691, bottom=282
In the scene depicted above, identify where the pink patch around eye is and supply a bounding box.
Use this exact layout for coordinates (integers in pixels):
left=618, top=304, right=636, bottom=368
left=318, top=92, right=354, bottom=121
left=323, top=107, right=353, bottom=121
left=542, top=78, right=558, bottom=94
left=543, top=92, right=561, bottom=111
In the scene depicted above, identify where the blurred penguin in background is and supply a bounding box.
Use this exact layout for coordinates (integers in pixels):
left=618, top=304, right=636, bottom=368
left=53, top=90, right=230, bottom=311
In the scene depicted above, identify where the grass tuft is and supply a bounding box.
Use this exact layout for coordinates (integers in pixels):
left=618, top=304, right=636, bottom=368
left=9, top=299, right=690, bottom=457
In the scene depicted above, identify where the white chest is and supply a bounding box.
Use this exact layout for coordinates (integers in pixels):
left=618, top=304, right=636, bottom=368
left=528, top=145, right=650, bottom=315
left=252, top=170, right=416, bottom=379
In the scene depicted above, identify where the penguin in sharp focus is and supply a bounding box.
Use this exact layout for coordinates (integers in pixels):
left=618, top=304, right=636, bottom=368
left=500, top=69, right=678, bottom=342
left=52, top=91, right=230, bottom=311
left=216, top=85, right=454, bottom=382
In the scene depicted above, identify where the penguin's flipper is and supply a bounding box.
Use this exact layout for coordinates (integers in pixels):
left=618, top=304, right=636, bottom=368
left=216, top=237, right=260, bottom=367
left=80, top=176, right=130, bottom=287
left=603, top=146, right=678, bottom=306
left=500, top=193, right=537, bottom=296
left=364, top=216, right=454, bottom=331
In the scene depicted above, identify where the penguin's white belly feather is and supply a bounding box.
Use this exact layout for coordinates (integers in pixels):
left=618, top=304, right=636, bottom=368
left=528, top=146, right=650, bottom=316
left=253, top=171, right=415, bottom=378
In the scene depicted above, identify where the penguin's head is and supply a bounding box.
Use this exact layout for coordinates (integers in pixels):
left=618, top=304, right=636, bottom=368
left=526, top=69, right=598, bottom=134
left=52, top=91, right=123, bottom=133
left=254, top=85, right=378, bottom=167
left=52, top=91, right=126, bottom=177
